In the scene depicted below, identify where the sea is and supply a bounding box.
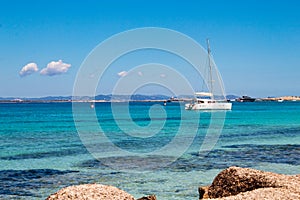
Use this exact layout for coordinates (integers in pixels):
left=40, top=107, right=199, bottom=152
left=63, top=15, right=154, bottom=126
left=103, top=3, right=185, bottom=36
left=0, top=101, right=299, bottom=199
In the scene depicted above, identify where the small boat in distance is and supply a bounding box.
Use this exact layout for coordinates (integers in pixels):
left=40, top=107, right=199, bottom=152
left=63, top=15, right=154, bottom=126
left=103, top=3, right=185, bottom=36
left=277, top=99, right=284, bottom=102
left=90, top=102, right=95, bottom=109
left=185, top=39, right=232, bottom=110
left=236, top=96, right=256, bottom=102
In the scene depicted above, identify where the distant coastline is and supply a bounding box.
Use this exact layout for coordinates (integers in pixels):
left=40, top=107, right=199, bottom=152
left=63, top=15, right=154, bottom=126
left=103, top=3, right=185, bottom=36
left=1, top=94, right=300, bottom=103
left=0, top=99, right=169, bottom=103
left=259, top=96, right=300, bottom=101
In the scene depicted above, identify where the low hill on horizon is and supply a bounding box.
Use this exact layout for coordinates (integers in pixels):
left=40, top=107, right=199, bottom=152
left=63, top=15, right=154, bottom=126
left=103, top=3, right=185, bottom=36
left=0, top=94, right=246, bottom=101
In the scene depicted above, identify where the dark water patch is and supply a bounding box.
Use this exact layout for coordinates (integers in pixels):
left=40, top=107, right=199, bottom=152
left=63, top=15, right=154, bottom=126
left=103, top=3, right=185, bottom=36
left=226, top=124, right=262, bottom=128
left=221, top=126, right=300, bottom=138
left=168, top=144, right=300, bottom=172
left=0, top=169, right=78, bottom=197
left=221, top=144, right=300, bottom=165
left=78, top=155, right=178, bottom=171
left=99, top=131, right=179, bottom=154
left=254, top=127, right=300, bottom=137
left=77, top=159, right=110, bottom=169
left=111, top=136, right=178, bottom=153
left=0, top=147, right=88, bottom=160
left=168, top=150, right=235, bottom=172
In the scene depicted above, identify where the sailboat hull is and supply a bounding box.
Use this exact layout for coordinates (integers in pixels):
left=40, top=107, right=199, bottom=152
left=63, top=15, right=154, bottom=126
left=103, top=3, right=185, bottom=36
left=185, top=101, right=232, bottom=110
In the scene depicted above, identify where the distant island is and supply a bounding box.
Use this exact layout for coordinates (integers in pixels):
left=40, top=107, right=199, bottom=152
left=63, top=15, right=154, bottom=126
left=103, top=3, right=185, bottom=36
left=0, top=94, right=299, bottom=103
left=0, top=94, right=173, bottom=103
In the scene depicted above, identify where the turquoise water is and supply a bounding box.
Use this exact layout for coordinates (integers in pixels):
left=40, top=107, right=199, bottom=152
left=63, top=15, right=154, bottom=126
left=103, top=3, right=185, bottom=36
left=0, top=101, right=299, bottom=199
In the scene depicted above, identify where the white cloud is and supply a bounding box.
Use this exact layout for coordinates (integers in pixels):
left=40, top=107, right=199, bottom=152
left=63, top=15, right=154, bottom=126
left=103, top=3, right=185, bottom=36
left=40, top=60, right=71, bottom=76
left=138, top=71, right=143, bottom=76
left=160, top=73, right=166, bottom=78
left=117, top=71, right=128, bottom=77
left=19, top=62, right=39, bottom=77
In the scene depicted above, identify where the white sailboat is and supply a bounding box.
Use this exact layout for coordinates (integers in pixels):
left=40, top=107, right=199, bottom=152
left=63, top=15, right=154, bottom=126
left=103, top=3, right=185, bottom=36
left=185, top=39, right=232, bottom=110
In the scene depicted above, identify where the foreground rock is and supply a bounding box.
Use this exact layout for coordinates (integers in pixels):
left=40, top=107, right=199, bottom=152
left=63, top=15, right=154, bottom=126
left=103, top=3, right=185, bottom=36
left=199, top=166, right=300, bottom=200
left=46, top=184, right=134, bottom=200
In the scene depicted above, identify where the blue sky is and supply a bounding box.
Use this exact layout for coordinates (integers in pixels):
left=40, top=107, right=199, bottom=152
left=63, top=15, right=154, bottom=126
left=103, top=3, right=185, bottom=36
left=0, top=0, right=299, bottom=97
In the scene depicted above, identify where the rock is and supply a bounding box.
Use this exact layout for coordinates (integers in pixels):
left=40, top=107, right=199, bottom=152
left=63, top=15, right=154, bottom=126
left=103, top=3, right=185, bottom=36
left=208, top=166, right=274, bottom=198
left=198, top=186, right=209, bottom=199
left=137, top=195, right=157, bottom=200
left=213, top=187, right=300, bottom=200
left=46, top=183, right=134, bottom=200
left=203, top=166, right=300, bottom=199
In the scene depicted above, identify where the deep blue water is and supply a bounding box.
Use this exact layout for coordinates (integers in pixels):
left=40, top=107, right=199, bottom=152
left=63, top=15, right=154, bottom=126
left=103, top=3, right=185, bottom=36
left=0, top=101, right=299, bottom=199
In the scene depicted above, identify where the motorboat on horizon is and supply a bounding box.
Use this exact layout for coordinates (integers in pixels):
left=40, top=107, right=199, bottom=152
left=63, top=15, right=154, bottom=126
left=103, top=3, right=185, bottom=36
left=236, top=96, right=256, bottom=102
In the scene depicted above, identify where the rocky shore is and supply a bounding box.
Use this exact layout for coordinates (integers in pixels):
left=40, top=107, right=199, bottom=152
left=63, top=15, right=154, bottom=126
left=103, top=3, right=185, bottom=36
left=199, top=166, right=300, bottom=199
left=46, top=166, right=300, bottom=200
left=46, top=184, right=156, bottom=200
left=46, top=184, right=135, bottom=200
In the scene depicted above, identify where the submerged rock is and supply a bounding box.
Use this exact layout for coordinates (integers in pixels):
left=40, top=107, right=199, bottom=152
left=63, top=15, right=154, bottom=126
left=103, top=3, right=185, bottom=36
left=46, top=183, right=134, bottom=200
left=199, top=166, right=300, bottom=199
left=137, top=195, right=157, bottom=200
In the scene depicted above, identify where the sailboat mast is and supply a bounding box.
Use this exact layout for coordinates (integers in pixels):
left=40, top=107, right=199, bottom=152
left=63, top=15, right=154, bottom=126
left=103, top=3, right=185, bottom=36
left=206, top=39, right=213, bottom=97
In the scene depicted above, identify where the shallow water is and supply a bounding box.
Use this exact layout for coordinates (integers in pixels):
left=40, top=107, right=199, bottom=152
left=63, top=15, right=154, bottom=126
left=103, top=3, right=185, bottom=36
left=0, top=101, right=299, bottom=199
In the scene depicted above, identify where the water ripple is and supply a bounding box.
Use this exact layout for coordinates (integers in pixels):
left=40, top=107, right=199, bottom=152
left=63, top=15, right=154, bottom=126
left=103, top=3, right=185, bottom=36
left=0, top=169, right=78, bottom=197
